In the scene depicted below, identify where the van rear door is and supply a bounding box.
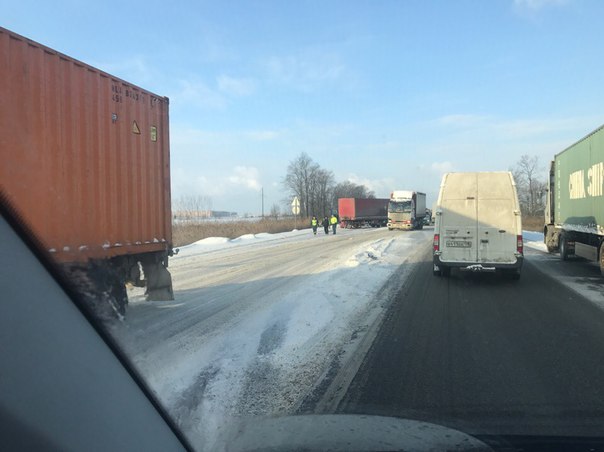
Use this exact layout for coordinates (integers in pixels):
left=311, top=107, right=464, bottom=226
left=476, top=173, right=517, bottom=264
left=440, top=173, right=478, bottom=264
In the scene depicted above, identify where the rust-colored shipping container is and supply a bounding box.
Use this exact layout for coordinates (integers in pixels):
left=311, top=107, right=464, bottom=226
left=337, top=198, right=389, bottom=228
left=0, top=27, right=174, bottom=315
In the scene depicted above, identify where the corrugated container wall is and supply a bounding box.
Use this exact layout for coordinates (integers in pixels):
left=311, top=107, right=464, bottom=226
left=0, top=27, right=172, bottom=263
left=338, top=198, right=389, bottom=219
left=554, top=125, right=604, bottom=231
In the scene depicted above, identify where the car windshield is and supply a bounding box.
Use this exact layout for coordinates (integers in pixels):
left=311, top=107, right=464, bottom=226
left=4, top=2, right=604, bottom=451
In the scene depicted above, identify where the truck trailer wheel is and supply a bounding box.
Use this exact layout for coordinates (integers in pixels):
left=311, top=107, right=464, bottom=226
left=559, top=234, right=569, bottom=261
left=544, top=227, right=558, bottom=253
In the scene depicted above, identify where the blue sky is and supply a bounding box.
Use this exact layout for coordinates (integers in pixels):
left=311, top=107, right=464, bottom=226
left=3, top=0, right=604, bottom=213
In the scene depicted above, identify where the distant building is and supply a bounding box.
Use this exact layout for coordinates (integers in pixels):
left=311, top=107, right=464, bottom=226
left=173, top=210, right=238, bottom=222
left=212, top=211, right=238, bottom=218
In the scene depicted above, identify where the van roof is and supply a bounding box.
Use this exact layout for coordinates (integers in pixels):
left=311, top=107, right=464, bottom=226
left=440, top=172, right=517, bottom=201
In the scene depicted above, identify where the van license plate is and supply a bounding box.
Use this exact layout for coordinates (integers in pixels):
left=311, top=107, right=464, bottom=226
left=446, top=241, right=472, bottom=248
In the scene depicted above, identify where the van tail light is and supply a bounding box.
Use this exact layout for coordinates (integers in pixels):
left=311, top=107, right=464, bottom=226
left=433, top=234, right=440, bottom=252
left=517, top=235, right=523, bottom=254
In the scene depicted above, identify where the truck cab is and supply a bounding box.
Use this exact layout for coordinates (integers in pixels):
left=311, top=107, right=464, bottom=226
left=388, top=190, right=426, bottom=230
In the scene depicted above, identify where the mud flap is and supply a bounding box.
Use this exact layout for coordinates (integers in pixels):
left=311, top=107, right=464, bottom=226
left=141, top=257, right=174, bottom=301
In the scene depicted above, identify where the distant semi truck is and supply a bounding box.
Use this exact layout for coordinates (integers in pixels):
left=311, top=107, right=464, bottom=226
left=338, top=198, right=389, bottom=228
left=387, top=191, right=426, bottom=230
left=0, top=27, right=174, bottom=316
left=544, top=124, right=604, bottom=275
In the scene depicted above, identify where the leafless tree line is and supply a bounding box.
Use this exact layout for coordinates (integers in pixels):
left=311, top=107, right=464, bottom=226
left=282, top=152, right=375, bottom=217
left=511, top=154, right=547, bottom=216
left=172, top=195, right=214, bottom=220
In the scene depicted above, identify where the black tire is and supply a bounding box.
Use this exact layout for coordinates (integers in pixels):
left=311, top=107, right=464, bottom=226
left=109, top=283, right=128, bottom=315
left=599, top=243, right=604, bottom=277
left=560, top=234, right=569, bottom=261
left=433, top=265, right=441, bottom=276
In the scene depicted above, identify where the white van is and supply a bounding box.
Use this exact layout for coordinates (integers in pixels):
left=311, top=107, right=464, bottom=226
left=433, top=172, right=523, bottom=279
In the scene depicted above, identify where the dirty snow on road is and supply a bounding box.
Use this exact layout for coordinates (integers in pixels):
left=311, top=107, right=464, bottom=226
left=110, top=227, right=431, bottom=450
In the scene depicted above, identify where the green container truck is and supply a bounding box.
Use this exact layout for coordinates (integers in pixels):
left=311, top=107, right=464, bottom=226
left=544, top=124, right=604, bottom=274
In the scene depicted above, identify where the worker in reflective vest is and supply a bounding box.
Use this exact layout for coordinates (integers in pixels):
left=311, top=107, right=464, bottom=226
left=330, top=214, right=338, bottom=235
left=311, top=216, right=318, bottom=235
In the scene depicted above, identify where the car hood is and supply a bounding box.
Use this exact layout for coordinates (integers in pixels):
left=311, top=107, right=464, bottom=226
left=222, top=414, right=492, bottom=451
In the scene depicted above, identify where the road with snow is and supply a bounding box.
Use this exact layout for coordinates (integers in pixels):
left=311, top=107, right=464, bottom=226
left=111, top=226, right=431, bottom=449
left=326, top=239, right=604, bottom=446
left=107, top=226, right=604, bottom=450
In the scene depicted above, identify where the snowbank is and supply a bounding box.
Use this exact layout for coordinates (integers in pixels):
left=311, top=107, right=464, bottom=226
left=523, top=230, right=547, bottom=252
left=174, top=229, right=311, bottom=257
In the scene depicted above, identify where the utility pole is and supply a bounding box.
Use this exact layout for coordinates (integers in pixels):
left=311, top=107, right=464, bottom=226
left=261, top=187, right=264, bottom=218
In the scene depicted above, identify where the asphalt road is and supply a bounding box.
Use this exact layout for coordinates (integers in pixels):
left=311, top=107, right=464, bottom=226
left=335, top=247, right=604, bottom=441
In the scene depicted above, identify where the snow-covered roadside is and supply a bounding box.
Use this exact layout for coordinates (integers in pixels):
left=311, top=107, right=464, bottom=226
left=523, top=230, right=547, bottom=252
left=173, top=228, right=311, bottom=259
left=123, top=229, right=431, bottom=451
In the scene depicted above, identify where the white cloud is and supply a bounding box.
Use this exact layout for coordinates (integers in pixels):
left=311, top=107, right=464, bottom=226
left=217, top=75, right=256, bottom=97
left=171, top=79, right=226, bottom=110
left=246, top=130, right=280, bottom=141
left=228, top=166, right=262, bottom=191
left=432, top=113, right=598, bottom=141
left=430, top=161, right=456, bottom=174
left=266, top=52, right=346, bottom=92
left=345, top=173, right=396, bottom=198
left=513, top=0, right=569, bottom=11
left=436, top=114, right=489, bottom=128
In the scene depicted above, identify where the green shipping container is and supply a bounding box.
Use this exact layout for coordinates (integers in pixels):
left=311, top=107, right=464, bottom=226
left=554, top=124, right=604, bottom=234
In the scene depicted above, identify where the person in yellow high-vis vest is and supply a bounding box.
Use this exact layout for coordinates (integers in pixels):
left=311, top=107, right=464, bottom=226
left=311, top=216, right=318, bottom=235
left=330, top=214, right=338, bottom=235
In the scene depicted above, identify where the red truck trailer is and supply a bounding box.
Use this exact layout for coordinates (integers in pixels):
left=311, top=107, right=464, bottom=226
left=338, top=198, right=389, bottom=228
left=0, top=27, right=173, bottom=316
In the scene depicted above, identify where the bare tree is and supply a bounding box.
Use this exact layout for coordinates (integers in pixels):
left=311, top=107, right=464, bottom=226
left=332, top=181, right=375, bottom=209
left=314, top=168, right=335, bottom=216
left=511, top=155, right=546, bottom=216
left=283, top=152, right=319, bottom=218
left=173, top=195, right=213, bottom=221
left=283, top=154, right=375, bottom=217
left=269, top=203, right=280, bottom=219
left=283, top=153, right=335, bottom=217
